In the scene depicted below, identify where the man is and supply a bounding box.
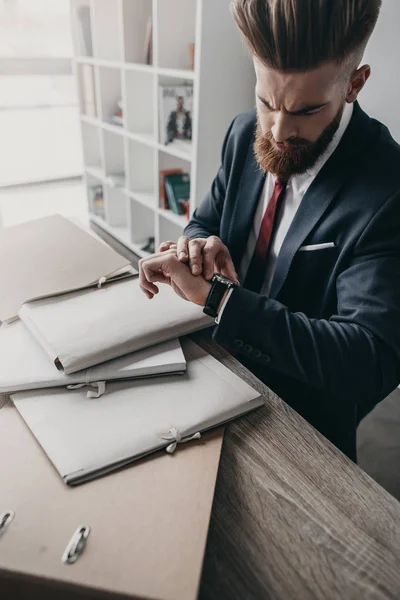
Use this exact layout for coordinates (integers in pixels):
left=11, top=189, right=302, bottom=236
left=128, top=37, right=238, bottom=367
left=139, top=0, right=400, bottom=461
left=167, top=96, right=192, bottom=144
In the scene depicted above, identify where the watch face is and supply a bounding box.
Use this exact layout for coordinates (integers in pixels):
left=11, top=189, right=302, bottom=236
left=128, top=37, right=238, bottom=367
left=214, top=273, right=235, bottom=286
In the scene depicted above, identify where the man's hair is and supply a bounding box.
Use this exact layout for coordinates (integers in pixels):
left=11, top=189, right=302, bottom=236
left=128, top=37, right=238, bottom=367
left=231, top=0, right=381, bottom=72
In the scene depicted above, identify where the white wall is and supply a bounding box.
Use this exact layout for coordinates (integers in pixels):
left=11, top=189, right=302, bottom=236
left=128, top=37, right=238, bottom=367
left=361, top=0, right=400, bottom=141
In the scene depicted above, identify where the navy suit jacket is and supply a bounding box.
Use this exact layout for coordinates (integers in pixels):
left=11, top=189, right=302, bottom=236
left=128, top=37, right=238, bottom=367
left=184, top=102, right=400, bottom=460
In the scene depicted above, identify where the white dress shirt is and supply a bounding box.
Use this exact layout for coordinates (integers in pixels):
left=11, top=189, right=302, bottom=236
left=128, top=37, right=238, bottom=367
left=216, top=102, right=354, bottom=322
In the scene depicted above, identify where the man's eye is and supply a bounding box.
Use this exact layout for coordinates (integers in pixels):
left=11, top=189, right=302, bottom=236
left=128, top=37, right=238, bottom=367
left=303, top=108, right=323, bottom=117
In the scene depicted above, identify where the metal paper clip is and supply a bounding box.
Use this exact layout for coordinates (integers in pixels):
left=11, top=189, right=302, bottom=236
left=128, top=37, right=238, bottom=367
left=62, top=525, right=90, bottom=564
left=0, top=510, right=15, bottom=538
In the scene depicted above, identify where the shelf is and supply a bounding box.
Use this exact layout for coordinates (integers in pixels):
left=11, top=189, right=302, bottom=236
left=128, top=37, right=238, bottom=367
left=101, top=121, right=125, bottom=136
left=80, top=116, right=191, bottom=162
left=123, top=189, right=156, bottom=210
left=125, top=63, right=156, bottom=74
left=124, top=69, right=154, bottom=138
left=80, top=114, right=100, bottom=127
left=157, top=67, right=195, bottom=81
left=157, top=141, right=193, bottom=161
left=126, top=131, right=156, bottom=147
left=85, top=165, right=105, bottom=180
left=74, top=57, right=194, bottom=80
left=92, top=0, right=123, bottom=62
left=158, top=208, right=188, bottom=228
left=74, top=0, right=257, bottom=253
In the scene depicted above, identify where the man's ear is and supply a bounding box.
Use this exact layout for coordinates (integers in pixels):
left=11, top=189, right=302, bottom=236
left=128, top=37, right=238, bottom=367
left=346, top=64, right=371, bottom=102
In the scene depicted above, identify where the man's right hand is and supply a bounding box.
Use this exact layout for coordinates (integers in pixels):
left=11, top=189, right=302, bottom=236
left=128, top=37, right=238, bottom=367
left=159, top=235, right=239, bottom=282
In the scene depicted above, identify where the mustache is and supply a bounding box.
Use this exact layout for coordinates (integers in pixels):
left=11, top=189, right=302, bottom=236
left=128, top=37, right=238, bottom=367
left=262, top=131, right=312, bottom=150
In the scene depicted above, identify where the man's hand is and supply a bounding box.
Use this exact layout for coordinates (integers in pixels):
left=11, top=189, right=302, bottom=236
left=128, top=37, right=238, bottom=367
left=159, top=235, right=239, bottom=282
left=139, top=249, right=211, bottom=306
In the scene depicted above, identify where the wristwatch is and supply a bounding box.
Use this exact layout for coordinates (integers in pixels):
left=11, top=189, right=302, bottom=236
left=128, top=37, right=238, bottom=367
left=203, top=273, right=237, bottom=318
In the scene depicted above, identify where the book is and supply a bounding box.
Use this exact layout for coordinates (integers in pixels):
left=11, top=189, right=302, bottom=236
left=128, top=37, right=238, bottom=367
left=143, top=16, right=153, bottom=65
left=159, top=168, right=183, bottom=210
left=164, top=172, right=190, bottom=216
left=159, top=85, right=193, bottom=145
left=75, top=5, right=93, bottom=56
left=80, top=64, right=96, bottom=117
left=89, top=184, right=105, bottom=219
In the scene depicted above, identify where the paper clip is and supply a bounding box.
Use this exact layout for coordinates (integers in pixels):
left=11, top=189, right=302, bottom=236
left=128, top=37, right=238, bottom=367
left=0, top=510, right=15, bottom=538
left=62, top=525, right=91, bottom=564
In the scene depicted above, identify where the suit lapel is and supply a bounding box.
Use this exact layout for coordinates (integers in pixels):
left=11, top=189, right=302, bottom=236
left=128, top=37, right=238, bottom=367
left=269, top=103, right=376, bottom=299
left=228, top=136, right=265, bottom=269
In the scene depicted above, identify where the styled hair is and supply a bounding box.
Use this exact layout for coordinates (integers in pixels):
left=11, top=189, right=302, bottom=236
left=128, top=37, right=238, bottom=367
left=231, top=0, right=381, bottom=71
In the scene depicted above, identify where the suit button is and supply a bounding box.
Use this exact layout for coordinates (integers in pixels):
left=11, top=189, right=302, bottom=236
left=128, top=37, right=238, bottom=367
left=243, top=344, right=253, bottom=354
left=250, top=349, right=262, bottom=360
left=260, top=354, right=270, bottom=363
left=233, top=339, right=243, bottom=349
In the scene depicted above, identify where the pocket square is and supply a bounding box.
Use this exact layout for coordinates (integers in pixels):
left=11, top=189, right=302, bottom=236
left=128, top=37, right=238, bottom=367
left=298, top=242, right=336, bottom=252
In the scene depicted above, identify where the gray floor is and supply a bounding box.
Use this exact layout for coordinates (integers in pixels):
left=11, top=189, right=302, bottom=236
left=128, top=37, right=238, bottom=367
left=94, top=222, right=400, bottom=504
left=358, top=387, right=400, bottom=501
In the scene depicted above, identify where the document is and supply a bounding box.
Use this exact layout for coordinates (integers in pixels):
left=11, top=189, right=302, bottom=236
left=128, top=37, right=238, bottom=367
left=19, top=278, right=213, bottom=374
left=12, top=340, right=263, bottom=485
left=0, top=214, right=132, bottom=323
left=0, top=320, right=186, bottom=394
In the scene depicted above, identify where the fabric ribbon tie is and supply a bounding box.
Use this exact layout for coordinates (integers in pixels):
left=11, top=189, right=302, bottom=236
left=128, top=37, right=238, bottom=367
left=66, top=381, right=106, bottom=398
left=161, top=427, right=201, bottom=454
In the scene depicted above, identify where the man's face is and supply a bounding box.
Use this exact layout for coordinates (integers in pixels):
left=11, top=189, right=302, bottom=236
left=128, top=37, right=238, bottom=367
left=177, top=97, right=184, bottom=111
left=254, top=58, right=355, bottom=180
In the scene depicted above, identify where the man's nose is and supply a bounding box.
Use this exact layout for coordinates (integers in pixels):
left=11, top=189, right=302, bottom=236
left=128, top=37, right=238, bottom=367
left=271, top=112, right=297, bottom=144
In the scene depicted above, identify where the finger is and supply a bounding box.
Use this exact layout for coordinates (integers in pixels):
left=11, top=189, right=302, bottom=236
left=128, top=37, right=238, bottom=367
left=140, top=285, right=154, bottom=299
left=159, top=240, right=174, bottom=252
left=188, top=239, right=205, bottom=275
left=138, top=257, right=159, bottom=297
left=176, top=236, right=189, bottom=262
left=202, top=237, right=221, bottom=280
left=220, top=254, right=239, bottom=284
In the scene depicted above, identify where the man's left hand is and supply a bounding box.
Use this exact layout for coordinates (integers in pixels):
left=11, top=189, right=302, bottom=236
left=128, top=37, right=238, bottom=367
left=139, top=249, right=211, bottom=306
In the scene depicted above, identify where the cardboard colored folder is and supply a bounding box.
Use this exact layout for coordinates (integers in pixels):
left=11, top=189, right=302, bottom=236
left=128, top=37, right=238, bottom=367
left=0, top=214, right=131, bottom=323
left=0, top=400, right=224, bottom=600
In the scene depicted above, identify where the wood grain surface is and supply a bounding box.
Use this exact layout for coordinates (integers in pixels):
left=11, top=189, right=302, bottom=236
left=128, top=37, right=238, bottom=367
left=91, top=227, right=400, bottom=599
left=191, top=332, right=400, bottom=600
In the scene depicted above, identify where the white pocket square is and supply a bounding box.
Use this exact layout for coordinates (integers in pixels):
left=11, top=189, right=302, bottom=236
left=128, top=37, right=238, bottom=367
left=298, top=242, right=336, bottom=252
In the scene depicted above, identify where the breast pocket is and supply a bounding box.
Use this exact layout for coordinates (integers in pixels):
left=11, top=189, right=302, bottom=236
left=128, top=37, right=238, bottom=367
left=284, top=245, right=339, bottom=315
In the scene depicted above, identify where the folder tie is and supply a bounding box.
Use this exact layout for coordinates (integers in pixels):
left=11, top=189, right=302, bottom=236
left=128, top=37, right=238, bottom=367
left=97, top=276, right=107, bottom=289
left=161, top=427, right=201, bottom=454
left=67, top=381, right=106, bottom=398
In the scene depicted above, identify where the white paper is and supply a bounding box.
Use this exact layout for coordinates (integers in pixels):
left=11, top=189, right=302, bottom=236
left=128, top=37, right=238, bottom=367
left=19, top=279, right=213, bottom=374
left=0, top=320, right=186, bottom=394
left=12, top=340, right=263, bottom=485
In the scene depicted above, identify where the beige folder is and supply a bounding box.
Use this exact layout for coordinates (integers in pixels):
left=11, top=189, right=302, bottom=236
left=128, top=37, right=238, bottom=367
left=0, top=400, right=223, bottom=600
left=0, top=214, right=131, bottom=323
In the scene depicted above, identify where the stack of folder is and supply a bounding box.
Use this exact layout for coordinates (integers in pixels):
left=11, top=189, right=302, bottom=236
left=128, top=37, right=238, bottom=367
left=0, top=215, right=263, bottom=485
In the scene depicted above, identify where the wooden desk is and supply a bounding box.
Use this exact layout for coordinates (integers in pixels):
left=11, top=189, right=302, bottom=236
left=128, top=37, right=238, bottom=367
left=94, top=224, right=400, bottom=599
left=192, top=333, right=400, bottom=600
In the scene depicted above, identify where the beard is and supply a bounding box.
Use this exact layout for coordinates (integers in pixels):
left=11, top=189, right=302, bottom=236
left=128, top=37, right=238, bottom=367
left=254, top=104, right=345, bottom=182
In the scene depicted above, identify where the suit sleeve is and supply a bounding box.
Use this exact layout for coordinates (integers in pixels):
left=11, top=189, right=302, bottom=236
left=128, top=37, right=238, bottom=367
left=214, top=191, right=400, bottom=408
left=184, top=118, right=236, bottom=239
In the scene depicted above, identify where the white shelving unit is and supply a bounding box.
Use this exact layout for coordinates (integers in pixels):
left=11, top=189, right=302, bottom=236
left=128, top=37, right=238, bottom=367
left=71, top=0, right=256, bottom=257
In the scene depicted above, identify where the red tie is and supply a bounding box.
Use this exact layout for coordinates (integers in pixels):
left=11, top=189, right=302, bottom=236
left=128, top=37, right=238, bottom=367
left=244, top=178, right=287, bottom=293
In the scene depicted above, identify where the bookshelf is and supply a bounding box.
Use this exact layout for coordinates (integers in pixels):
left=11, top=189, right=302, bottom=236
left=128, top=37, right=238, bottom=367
left=71, top=0, right=256, bottom=257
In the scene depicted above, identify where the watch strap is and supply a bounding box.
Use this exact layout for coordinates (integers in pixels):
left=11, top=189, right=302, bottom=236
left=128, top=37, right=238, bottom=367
left=203, top=278, right=233, bottom=318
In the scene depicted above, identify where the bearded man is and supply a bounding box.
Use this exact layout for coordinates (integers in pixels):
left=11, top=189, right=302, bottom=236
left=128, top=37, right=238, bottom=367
left=139, top=0, right=400, bottom=461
